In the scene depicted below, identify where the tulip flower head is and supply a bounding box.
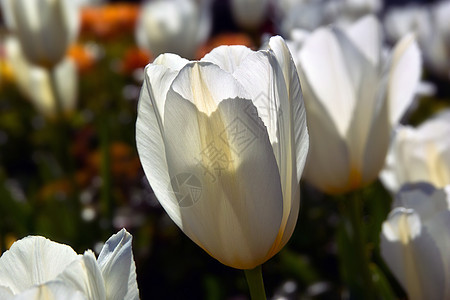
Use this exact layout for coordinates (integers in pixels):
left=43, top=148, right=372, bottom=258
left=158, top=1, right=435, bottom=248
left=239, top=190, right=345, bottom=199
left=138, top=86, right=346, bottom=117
left=1, top=0, right=80, bottom=68
left=136, top=36, right=309, bottom=269
left=4, top=37, right=78, bottom=117
left=0, top=229, right=139, bottom=300
left=384, top=1, right=450, bottom=79
left=381, top=109, right=450, bottom=193
left=381, top=183, right=450, bottom=300
left=135, top=0, right=211, bottom=59
left=290, top=15, right=421, bottom=194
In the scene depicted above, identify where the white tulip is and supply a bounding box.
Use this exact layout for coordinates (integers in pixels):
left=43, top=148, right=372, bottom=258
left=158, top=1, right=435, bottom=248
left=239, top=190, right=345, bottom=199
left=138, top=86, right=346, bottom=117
left=383, top=5, right=432, bottom=45
left=0, top=229, right=139, bottom=300
left=0, top=0, right=80, bottom=68
left=341, top=0, right=382, bottom=20
left=135, top=0, right=211, bottom=59
left=384, top=1, right=450, bottom=79
left=273, top=0, right=340, bottom=36
left=136, top=36, right=309, bottom=269
left=381, top=183, right=450, bottom=300
left=230, top=0, right=269, bottom=30
left=291, top=15, right=421, bottom=194
left=4, top=37, right=78, bottom=117
left=380, top=109, right=450, bottom=193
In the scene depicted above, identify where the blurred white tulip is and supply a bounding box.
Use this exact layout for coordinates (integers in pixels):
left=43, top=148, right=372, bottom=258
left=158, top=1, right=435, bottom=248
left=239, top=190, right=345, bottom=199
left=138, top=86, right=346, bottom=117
left=135, top=0, right=211, bottom=59
left=230, top=0, right=269, bottom=30
left=380, top=110, right=450, bottom=193
left=384, top=1, right=450, bottom=79
left=136, top=36, right=309, bottom=269
left=273, top=0, right=340, bottom=36
left=341, top=0, right=382, bottom=20
left=4, top=37, right=78, bottom=117
left=0, top=229, right=139, bottom=300
left=381, top=183, right=450, bottom=300
left=290, top=15, right=421, bottom=194
left=384, top=5, right=431, bottom=45
left=0, top=0, right=80, bottom=68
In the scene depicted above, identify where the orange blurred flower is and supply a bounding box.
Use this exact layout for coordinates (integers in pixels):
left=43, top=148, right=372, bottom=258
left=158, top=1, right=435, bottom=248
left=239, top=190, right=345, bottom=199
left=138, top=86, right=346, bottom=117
left=68, top=44, right=97, bottom=73
left=120, top=47, right=152, bottom=74
left=81, top=3, right=139, bottom=39
left=196, top=33, right=254, bottom=59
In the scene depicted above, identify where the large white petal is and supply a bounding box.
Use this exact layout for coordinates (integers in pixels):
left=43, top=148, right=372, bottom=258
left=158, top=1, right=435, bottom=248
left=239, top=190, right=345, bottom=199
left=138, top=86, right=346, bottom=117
left=136, top=58, right=189, bottom=229
left=13, top=281, right=86, bottom=300
left=265, top=36, right=309, bottom=251
left=388, top=33, right=421, bottom=125
left=299, top=67, right=351, bottom=194
left=57, top=250, right=106, bottom=300
left=0, top=236, right=78, bottom=294
left=97, top=229, right=139, bottom=300
left=299, top=27, right=356, bottom=137
left=332, top=25, right=384, bottom=186
left=163, top=65, right=283, bottom=268
left=201, top=45, right=253, bottom=74
left=344, top=14, right=382, bottom=66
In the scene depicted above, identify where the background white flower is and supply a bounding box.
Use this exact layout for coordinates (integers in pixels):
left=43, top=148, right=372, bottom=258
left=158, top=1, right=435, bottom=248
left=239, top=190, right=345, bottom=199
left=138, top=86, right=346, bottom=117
left=0, top=229, right=139, bottom=300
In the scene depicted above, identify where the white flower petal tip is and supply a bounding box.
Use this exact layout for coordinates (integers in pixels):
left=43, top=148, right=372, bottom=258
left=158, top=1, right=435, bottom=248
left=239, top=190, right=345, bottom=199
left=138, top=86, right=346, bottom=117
left=381, top=183, right=450, bottom=299
left=136, top=35, right=309, bottom=269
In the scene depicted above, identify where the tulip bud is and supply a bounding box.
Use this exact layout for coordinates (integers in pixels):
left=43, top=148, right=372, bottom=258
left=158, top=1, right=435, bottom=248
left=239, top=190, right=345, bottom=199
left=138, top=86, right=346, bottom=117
left=381, top=183, right=450, bottom=300
left=4, top=37, right=78, bottom=117
left=381, top=109, right=450, bottom=193
left=135, top=0, right=211, bottom=60
left=1, top=0, right=80, bottom=68
left=290, top=15, right=421, bottom=194
left=136, top=36, right=309, bottom=269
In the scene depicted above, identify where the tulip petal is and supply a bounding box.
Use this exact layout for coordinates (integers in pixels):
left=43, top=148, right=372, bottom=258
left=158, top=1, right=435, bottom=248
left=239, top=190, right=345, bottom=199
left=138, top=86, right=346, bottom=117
left=163, top=64, right=283, bottom=268
left=360, top=81, right=390, bottom=186
left=299, top=67, right=351, bottom=194
left=201, top=45, right=253, bottom=74
left=168, top=62, right=250, bottom=115
left=57, top=251, right=106, bottom=300
left=0, top=236, right=78, bottom=294
left=344, top=15, right=382, bottom=66
left=388, top=33, right=421, bottom=125
left=381, top=208, right=444, bottom=300
left=265, top=36, right=309, bottom=250
left=13, top=281, right=86, bottom=300
left=136, top=71, right=183, bottom=228
left=145, top=53, right=189, bottom=123
left=0, top=285, right=13, bottom=299
left=299, top=27, right=356, bottom=137
left=97, top=229, right=139, bottom=300
left=393, top=183, right=449, bottom=221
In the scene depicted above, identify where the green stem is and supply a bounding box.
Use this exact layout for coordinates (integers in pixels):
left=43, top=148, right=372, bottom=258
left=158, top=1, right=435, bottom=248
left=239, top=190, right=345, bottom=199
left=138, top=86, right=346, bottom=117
left=338, top=191, right=375, bottom=299
left=244, top=265, right=267, bottom=300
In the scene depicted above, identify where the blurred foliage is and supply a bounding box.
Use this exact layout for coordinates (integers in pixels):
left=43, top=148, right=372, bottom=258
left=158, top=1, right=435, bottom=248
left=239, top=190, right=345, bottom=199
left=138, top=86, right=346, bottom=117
left=0, top=2, right=449, bottom=300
